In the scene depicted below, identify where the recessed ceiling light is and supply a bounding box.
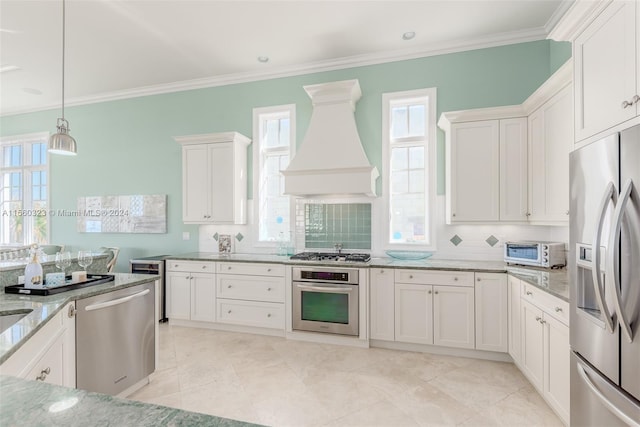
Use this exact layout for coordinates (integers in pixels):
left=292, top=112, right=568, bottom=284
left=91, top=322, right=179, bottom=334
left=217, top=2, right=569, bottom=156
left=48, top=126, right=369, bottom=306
left=0, top=65, right=20, bottom=73
left=257, top=56, right=269, bottom=63
left=402, top=31, right=416, bottom=41
left=22, top=88, right=42, bottom=95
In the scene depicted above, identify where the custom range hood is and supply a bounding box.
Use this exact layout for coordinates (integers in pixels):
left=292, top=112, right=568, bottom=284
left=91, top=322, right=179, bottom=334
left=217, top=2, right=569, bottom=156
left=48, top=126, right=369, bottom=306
left=282, top=79, right=379, bottom=197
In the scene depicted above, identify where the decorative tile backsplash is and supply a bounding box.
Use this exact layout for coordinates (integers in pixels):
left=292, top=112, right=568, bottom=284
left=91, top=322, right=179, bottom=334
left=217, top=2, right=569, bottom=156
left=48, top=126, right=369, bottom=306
left=303, top=203, right=371, bottom=249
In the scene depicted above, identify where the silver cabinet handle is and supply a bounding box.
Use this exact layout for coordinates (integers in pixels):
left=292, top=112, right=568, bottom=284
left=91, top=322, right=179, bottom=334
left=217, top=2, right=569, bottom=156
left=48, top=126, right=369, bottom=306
left=576, top=361, right=638, bottom=426
left=452, top=213, right=456, bottom=217
left=526, top=291, right=532, bottom=296
left=428, top=290, right=432, bottom=294
left=202, top=265, right=206, bottom=269
left=409, top=275, right=413, bottom=279
left=565, top=210, right=570, bottom=215
left=267, top=313, right=272, bottom=318
left=454, top=277, right=458, bottom=281
left=185, top=275, right=190, bottom=279
left=592, top=182, right=616, bottom=333
left=227, top=266, right=232, bottom=270
left=434, top=290, right=439, bottom=295
left=535, top=316, right=541, bottom=321
left=476, top=277, right=481, bottom=282
left=67, top=304, right=76, bottom=318
left=622, top=100, right=633, bottom=108
left=267, top=287, right=272, bottom=291
left=607, top=178, right=635, bottom=343
left=85, top=289, right=150, bottom=311
left=267, top=268, right=271, bottom=272
left=622, top=95, right=640, bottom=108
left=540, top=319, right=546, bottom=325
left=227, top=285, right=232, bottom=288
left=297, top=284, right=351, bottom=294
left=555, top=307, right=563, bottom=313
left=35, top=367, right=51, bottom=381
left=227, top=310, right=232, bottom=314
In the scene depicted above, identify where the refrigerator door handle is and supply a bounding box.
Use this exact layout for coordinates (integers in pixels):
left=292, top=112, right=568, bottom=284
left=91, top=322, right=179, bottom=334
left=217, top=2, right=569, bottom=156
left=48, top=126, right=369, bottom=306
left=576, top=360, right=640, bottom=426
left=607, top=178, right=635, bottom=343
left=593, top=181, right=617, bottom=333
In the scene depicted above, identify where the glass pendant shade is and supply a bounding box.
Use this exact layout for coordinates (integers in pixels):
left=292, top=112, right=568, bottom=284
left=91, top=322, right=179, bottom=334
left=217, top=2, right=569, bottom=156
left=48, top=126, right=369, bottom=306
left=49, top=118, right=77, bottom=155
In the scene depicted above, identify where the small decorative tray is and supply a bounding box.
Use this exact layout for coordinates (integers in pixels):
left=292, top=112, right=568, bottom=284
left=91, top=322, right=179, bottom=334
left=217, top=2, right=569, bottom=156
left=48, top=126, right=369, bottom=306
left=4, top=274, right=115, bottom=296
left=385, top=250, right=433, bottom=260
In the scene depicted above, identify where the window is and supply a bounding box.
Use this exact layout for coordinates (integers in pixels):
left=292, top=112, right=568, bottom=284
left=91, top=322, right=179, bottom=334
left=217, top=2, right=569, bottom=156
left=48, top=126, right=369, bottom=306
left=0, top=133, right=50, bottom=245
left=253, top=105, right=295, bottom=244
left=382, top=88, right=436, bottom=248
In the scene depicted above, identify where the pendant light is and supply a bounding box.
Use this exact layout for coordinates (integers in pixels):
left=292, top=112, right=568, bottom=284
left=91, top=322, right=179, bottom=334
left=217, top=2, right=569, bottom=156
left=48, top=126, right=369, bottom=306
left=49, top=0, right=77, bottom=156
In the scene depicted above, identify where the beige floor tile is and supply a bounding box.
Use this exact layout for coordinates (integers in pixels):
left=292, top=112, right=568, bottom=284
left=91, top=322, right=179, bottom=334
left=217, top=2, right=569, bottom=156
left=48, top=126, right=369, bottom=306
left=130, top=325, right=561, bottom=427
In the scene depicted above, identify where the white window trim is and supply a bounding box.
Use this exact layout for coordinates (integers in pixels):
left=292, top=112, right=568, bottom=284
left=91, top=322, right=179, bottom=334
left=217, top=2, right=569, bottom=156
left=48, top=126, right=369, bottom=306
left=251, top=104, right=296, bottom=248
left=382, top=88, right=437, bottom=251
left=0, top=132, right=51, bottom=245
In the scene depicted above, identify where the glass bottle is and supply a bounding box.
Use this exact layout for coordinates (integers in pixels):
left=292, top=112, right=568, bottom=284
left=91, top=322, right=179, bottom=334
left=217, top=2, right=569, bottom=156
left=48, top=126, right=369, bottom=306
left=24, top=244, right=44, bottom=289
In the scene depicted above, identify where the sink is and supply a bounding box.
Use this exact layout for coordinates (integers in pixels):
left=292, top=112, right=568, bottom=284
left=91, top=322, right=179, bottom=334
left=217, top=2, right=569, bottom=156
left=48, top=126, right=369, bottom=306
left=0, top=309, right=33, bottom=334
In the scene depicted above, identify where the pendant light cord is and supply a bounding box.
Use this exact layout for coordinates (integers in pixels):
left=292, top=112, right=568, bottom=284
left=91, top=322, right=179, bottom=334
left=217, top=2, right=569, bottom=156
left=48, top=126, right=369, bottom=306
left=61, top=0, right=66, bottom=120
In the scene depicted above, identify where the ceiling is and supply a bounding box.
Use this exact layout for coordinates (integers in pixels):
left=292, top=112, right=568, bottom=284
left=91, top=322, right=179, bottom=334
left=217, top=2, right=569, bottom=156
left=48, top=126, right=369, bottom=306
left=0, top=0, right=570, bottom=116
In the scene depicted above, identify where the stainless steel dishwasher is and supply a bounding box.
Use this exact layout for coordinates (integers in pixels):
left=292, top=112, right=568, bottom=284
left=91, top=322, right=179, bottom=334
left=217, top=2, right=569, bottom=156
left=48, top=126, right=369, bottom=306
left=76, top=281, right=155, bottom=395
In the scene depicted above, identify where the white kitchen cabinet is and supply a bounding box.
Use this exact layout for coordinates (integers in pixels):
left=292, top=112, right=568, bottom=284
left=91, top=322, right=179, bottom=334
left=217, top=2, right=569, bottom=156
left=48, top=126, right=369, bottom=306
left=508, top=275, right=522, bottom=365
left=369, top=268, right=395, bottom=341
left=527, top=84, right=572, bottom=224
left=519, top=292, right=570, bottom=425
left=215, top=262, right=285, bottom=330
left=433, top=285, right=475, bottom=349
left=0, top=302, right=76, bottom=388
left=166, top=261, right=216, bottom=322
left=394, top=270, right=475, bottom=349
left=175, top=132, right=251, bottom=224
left=394, top=282, right=433, bottom=344
left=474, top=273, right=508, bottom=353
left=445, top=118, right=527, bottom=223
left=447, top=120, right=500, bottom=222
left=574, top=0, right=638, bottom=142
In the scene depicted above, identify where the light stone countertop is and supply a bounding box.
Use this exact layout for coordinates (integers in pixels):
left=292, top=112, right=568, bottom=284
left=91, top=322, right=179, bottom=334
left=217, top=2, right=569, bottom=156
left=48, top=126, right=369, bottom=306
left=167, top=252, right=569, bottom=301
left=0, top=273, right=159, bottom=364
left=0, top=374, right=261, bottom=427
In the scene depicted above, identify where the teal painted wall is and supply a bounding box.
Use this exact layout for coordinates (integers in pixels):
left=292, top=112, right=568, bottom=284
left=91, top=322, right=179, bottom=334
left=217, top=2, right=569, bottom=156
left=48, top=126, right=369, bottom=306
left=550, top=41, right=572, bottom=74
left=0, top=40, right=570, bottom=269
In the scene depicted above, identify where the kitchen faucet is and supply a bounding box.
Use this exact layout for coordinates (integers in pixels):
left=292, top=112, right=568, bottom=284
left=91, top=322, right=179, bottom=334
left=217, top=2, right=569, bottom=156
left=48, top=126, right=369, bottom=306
left=334, top=243, right=343, bottom=254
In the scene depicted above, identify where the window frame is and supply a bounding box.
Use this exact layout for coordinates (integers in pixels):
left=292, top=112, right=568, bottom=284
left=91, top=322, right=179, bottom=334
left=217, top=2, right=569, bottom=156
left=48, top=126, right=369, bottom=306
left=382, top=88, right=437, bottom=251
left=0, top=132, right=51, bottom=246
left=252, top=104, right=296, bottom=247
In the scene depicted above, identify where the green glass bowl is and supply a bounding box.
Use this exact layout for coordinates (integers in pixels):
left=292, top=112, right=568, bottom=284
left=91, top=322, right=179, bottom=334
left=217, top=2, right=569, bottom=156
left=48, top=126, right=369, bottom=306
left=385, top=250, right=433, bottom=260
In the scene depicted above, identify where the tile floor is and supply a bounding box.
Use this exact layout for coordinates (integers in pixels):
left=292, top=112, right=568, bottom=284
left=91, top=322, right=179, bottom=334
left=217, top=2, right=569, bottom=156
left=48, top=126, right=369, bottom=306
left=128, top=324, right=563, bottom=426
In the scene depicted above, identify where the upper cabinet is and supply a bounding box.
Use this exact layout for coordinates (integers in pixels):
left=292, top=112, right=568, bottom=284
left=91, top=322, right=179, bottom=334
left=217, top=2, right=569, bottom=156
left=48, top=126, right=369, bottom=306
left=174, top=132, right=251, bottom=224
left=574, top=0, right=639, bottom=142
left=439, top=61, right=572, bottom=225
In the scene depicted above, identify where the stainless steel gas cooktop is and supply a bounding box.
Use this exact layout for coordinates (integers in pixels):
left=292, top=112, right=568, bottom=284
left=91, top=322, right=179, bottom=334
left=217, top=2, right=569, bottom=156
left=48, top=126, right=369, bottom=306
left=289, top=252, right=371, bottom=263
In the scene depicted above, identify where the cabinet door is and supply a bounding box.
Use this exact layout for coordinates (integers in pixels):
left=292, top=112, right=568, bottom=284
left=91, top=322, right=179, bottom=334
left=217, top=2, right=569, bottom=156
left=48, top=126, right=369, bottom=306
left=521, top=300, right=544, bottom=391
left=544, top=314, right=570, bottom=424
left=474, top=273, right=508, bottom=353
left=433, top=285, right=474, bottom=349
left=574, top=0, right=637, bottom=141
left=369, top=268, right=395, bottom=341
left=209, top=143, right=235, bottom=223
left=25, top=335, right=64, bottom=385
left=395, top=283, right=433, bottom=344
left=190, top=273, right=216, bottom=322
left=448, top=120, right=500, bottom=222
left=166, top=272, right=191, bottom=320
left=499, top=118, right=528, bottom=222
left=182, top=144, right=211, bottom=223
left=528, top=85, right=572, bottom=223
left=508, top=276, right=522, bottom=365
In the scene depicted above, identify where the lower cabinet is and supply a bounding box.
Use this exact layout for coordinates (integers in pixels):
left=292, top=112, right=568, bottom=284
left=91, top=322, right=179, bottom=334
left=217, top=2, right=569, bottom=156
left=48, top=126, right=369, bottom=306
left=475, top=273, right=508, bottom=352
left=215, top=262, right=285, bottom=330
left=0, top=302, right=76, bottom=387
left=369, top=268, right=395, bottom=341
left=166, top=261, right=216, bottom=322
left=394, top=270, right=475, bottom=349
left=519, top=284, right=570, bottom=425
left=508, top=275, right=522, bottom=365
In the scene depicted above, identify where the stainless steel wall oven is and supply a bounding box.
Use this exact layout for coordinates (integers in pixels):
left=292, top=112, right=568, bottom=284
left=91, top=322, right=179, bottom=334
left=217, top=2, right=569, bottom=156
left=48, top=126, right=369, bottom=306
left=292, top=266, right=359, bottom=336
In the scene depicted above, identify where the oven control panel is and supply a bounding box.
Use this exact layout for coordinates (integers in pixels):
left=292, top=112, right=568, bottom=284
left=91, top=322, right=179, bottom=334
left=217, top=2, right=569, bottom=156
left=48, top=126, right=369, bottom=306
left=292, top=267, right=359, bottom=285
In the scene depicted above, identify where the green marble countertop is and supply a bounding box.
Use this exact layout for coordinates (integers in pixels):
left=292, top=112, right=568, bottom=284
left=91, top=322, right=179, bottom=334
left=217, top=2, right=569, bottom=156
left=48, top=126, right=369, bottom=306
left=167, top=252, right=568, bottom=301
left=0, top=375, right=261, bottom=427
left=0, top=273, right=159, bottom=364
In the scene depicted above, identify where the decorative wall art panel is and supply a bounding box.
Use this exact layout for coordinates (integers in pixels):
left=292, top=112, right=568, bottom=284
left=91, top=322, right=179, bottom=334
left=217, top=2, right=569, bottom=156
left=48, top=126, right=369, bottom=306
left=77, top=195, right=167, bottom=233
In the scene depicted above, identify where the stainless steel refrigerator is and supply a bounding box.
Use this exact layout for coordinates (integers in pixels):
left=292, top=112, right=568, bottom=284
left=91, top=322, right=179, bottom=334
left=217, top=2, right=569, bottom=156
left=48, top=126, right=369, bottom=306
left=570, top=124, right=640, bottom=426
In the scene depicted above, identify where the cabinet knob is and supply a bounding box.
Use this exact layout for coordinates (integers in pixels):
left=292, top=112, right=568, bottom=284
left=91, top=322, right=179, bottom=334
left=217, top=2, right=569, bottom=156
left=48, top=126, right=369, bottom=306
left=434, top=291, right=439, bottom=295
left=555, top=307, right=563, bottom=312
left=526, top=291, right=532, bottom=296
left=540, top=319, right=546, bottom=325
left=428, top=290, right=432, bottom=294
left=454, top=277, right=458, bottom=281
left=476, top=277, right=481, bottom=282
left=526, top=212, right=531, bottom=217
left=267, top=287, right=272, bottom=291
left=535, top=316, right=541, bottom=321
left=68, top=304, right=76, bottom=318
left=35, top=367, right=51, bottom=381
left=565, top=210, right=570, bottom=215
left=227, top=310, right=232, bottom=314
left=267, top=268, right=271, bottom=272
left=185, top=275, right=190, bottom=279
left=409, top=275, right=413, bottom=279
left=380, top=269, right=384, bottom=273
left=452, top=213, right=456, bottom=217
left=227, top=285, right=232, bottom=288
left=267, top=313, right=272, bottom=318
left=227, top=266, right=232, bottom=270
left=202, top=265, right=206, bottom=269
left=174, top=264, right=178, bottom=267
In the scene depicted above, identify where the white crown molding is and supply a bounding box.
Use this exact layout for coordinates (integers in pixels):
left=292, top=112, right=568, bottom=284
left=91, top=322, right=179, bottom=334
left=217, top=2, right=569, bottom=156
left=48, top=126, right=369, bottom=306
left=1, top=27, right=548, bottom=118
left=438, top=59, right=573, bottom=129
left=547, top=0, right=612, bottom=41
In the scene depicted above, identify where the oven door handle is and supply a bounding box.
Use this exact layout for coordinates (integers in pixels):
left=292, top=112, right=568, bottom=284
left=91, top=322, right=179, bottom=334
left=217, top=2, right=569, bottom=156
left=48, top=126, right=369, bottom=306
left=296, top=284, right=352, bottom=293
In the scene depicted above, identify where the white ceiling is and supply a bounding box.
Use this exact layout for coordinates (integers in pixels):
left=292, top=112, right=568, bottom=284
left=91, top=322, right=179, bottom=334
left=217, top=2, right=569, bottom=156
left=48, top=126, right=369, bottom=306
left=0, top=0, right=570, bottom=116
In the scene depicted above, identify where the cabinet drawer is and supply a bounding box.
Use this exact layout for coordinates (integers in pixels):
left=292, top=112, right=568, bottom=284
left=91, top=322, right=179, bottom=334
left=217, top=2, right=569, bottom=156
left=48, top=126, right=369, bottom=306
left=216, top=262, right=284, bottom=277
left=522, top=283, right=569, bottom=325
left=216, top=299, right=284, bottom=329
left=394, top=270, right=474, bottom=287
left=166, top=260, right=215, bottom=273
left=217, top=275, right=285, bottom=303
